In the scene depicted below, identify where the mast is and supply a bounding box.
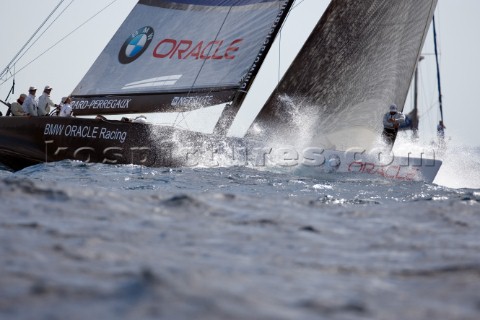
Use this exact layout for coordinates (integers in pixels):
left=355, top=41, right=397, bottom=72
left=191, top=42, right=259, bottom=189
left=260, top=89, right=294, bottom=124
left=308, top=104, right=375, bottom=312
left=432, top=15, right=444, bottom=122
left=409, top=55, right=424, bottom=137
left=213, top=0, right=296, bottom=135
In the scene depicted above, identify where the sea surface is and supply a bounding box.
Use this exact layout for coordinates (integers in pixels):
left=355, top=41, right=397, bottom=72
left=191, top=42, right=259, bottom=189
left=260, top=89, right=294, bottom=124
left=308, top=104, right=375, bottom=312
left=0, top=145, right=479, bottom=320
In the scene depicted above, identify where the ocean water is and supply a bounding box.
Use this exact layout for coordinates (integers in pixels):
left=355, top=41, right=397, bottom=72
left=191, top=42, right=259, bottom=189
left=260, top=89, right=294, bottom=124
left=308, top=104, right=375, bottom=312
left=0, top=145, right=479, bottom=320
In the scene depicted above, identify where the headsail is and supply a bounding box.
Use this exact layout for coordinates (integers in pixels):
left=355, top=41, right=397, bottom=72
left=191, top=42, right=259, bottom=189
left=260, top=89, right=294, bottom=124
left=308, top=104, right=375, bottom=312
left=247, top=0, right=438, bottom=151
left=71, top=0, right=291, bottom=116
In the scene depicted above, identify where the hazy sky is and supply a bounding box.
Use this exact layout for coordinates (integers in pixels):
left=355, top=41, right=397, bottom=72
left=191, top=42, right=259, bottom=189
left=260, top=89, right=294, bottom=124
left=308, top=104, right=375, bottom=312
left=0, top=0, right=478, bottom=147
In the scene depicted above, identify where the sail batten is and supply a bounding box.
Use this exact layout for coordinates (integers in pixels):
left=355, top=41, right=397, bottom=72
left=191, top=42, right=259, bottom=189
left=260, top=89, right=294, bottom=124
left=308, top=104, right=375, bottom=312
left=72, top=0, right=290, bottom=116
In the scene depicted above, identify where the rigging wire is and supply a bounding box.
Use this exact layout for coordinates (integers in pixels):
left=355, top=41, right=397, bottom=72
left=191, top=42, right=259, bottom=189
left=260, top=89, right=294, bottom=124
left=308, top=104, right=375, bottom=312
left=417, top=63, right=440, bottom=141
left=415, top=6, right=443, bottom=142
left=172, top=0, right=306, bottom=130
left=276, top=0, right=306, bottom=83
left=173, top=0, right=306, bottom=130
left=0, top=0, right=66, bottom=82
left=175, top=0, right=306, bottom=129
left=402, top=3, right=444, bottom=142
left=12, top=0, right=76, bottom=78
left=277, top=22, right=282, bottom=83
left=172, top=2, right=238, bottom=130
left=291, top=0, right=305, bottom=11
left=0, top=0, right=121, bottom=87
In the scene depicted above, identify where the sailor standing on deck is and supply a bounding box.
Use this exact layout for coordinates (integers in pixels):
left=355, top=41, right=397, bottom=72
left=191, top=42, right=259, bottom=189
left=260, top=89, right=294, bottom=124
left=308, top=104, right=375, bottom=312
left=382, top=104, right=405, bottom=147
left=22, top=86, right=39, bottom=116
left=38, top=85, right=57, bottom=116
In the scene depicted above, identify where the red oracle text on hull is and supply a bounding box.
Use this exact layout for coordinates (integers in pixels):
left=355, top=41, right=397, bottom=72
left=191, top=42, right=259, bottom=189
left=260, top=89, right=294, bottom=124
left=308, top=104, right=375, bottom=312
left=153, top=38, right=243, bottom=60
left=348, top=161, right=420, bottom=181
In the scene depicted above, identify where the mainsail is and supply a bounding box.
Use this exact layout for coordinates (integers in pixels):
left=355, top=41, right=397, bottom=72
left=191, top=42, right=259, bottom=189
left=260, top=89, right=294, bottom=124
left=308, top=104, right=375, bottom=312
left=247, top=0, right=438, bottom=151
left=71, top=0, right=293, bottom=116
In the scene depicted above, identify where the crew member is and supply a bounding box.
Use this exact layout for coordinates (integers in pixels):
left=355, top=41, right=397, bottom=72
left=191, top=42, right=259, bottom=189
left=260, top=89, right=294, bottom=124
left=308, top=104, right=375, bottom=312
left=38, top=85, right=57, bottom=116
left=10, top=93, right=28, bottom=116
left=59, top=97, right=73, bottom=117
left=382, top=104, right=405, bottom=147
left=22, top=86, right=38, bottom=116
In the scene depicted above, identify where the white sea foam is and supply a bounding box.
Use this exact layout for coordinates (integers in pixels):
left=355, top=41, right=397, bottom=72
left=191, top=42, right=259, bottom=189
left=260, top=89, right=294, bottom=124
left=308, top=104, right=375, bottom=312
left=393, top=133, right=480, bottom=188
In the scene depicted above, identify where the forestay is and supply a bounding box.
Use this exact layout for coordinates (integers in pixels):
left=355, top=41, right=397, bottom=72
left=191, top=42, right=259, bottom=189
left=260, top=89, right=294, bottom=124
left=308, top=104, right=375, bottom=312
left=71, top=0, right=290, bottom=116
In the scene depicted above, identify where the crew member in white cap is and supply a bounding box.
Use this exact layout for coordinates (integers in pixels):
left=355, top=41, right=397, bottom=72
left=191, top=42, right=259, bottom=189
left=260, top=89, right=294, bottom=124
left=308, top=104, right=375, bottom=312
left=38, top=85, right=57, bottom=116
left=382, top=104, right=405, bottom=147
left=22, top=86, right=38, bottom=116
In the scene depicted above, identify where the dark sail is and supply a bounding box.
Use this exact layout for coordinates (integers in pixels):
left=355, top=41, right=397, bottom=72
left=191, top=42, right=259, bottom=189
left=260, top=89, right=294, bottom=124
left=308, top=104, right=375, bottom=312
left=247, top=0, right=438, bottom=151
left=71, top=0, right=290, bottom=116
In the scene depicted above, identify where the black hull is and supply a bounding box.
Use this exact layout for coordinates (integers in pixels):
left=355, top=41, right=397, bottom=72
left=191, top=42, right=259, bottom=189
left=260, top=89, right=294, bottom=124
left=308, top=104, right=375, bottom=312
left=0, top=117, right=442, bottom=183
left=0, top=117, right=237, bottom=171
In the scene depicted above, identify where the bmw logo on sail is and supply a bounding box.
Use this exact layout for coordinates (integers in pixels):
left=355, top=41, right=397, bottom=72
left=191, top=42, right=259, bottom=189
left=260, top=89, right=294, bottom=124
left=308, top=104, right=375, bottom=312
left=119, top=26, right=154, bottom=64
